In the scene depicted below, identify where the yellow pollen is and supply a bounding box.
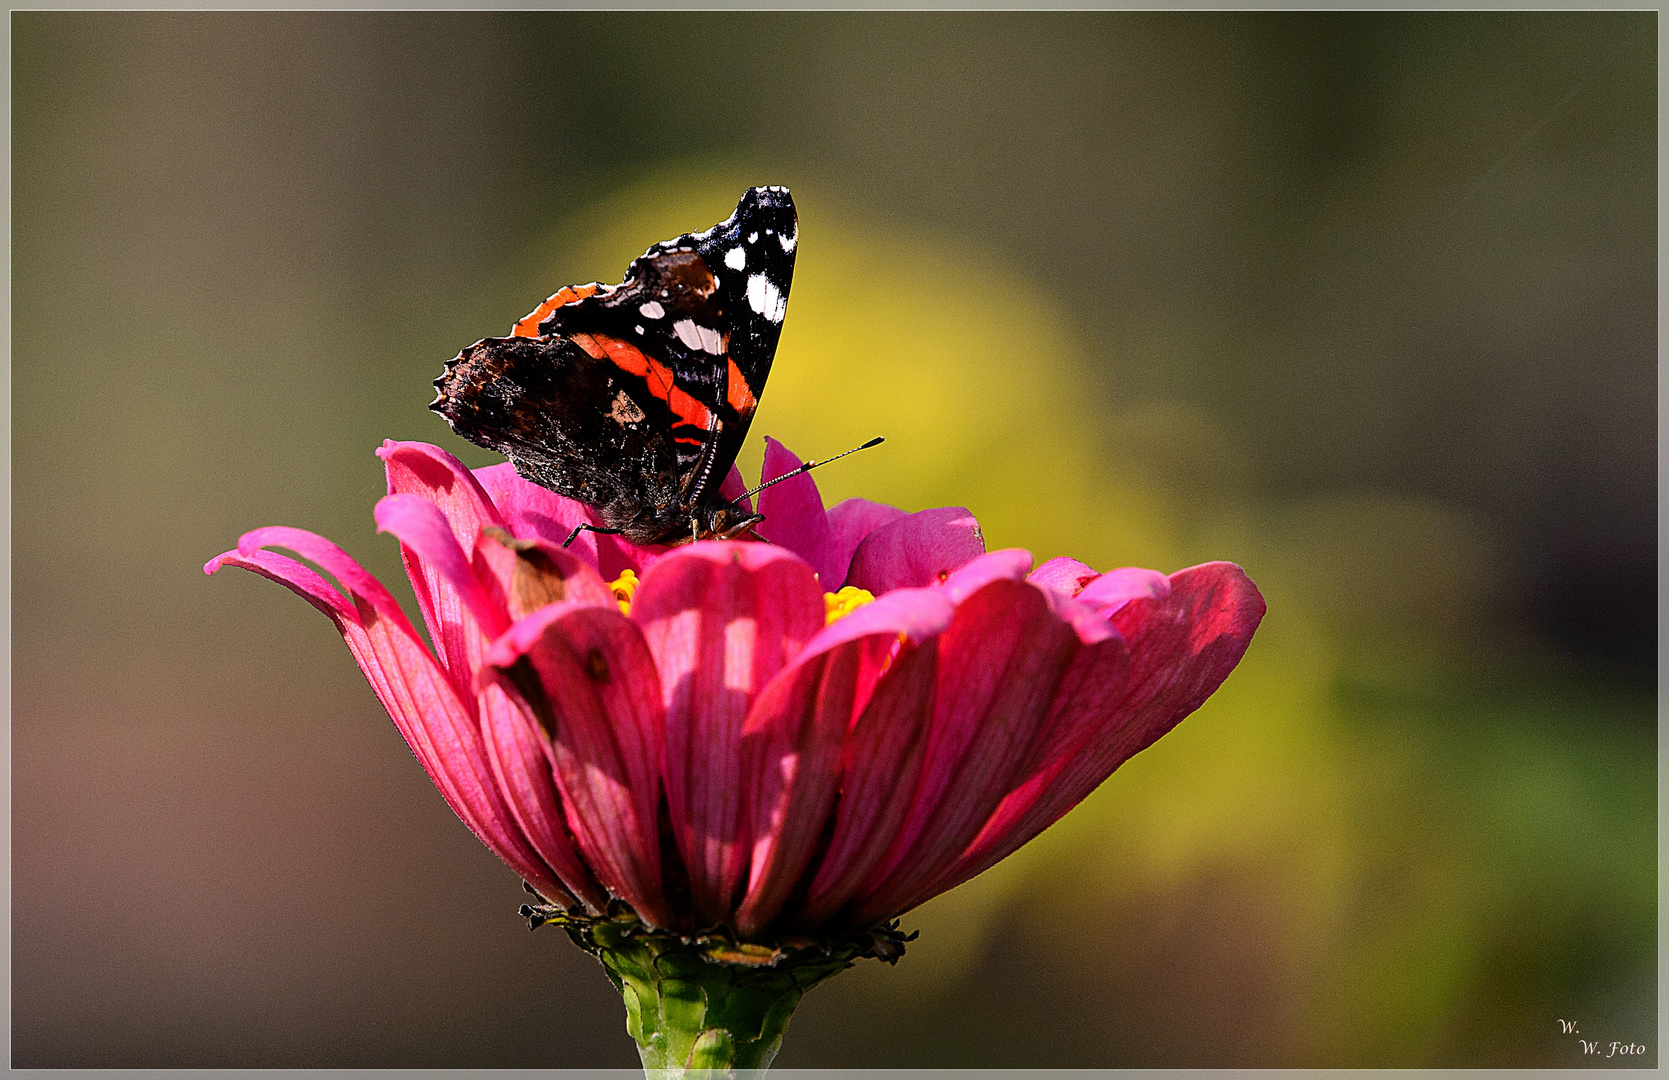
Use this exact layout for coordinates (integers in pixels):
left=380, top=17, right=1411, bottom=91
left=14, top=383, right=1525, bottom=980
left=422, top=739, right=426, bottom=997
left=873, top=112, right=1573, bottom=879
left=609, top=569, right=639, bottom=614
left=825, top=585, right=875, bottom=625
left=608, top=570, right=873, bottom=624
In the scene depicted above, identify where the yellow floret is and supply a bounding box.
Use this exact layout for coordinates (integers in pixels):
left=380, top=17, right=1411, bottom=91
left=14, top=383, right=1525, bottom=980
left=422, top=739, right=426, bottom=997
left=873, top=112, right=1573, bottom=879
left=610, top=570, right=872, bottom=624
left=609, top=569, right=639, bottom=615
left=824, top=585, right=876, bottom=625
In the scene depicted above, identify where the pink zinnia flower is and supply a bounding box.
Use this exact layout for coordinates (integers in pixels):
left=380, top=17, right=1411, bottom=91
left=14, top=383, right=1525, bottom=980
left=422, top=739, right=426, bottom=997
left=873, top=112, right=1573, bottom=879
left=206, top=436, right=1263, bottom=1072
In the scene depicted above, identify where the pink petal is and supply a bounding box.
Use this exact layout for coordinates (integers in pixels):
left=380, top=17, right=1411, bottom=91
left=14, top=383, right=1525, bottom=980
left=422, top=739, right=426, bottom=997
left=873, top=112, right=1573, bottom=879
left=846, top=506, right=987, bottom=594
left=1027, top=556, right=1100, bottom=597
left=470, top=530, right=616, bottom=624
left=471, top=461, right=592, bottom=550
left=378, top=441, right=505, bottom=547
left=204, top=545, right=353, bottom=622
left=1034, top=583, right=1121, bottom=646
left=1078, top=566, right=1172, bottom=617
left=477, top=683, right=609, bottom=911
left=793, top=641, right=939, bottom=928
left=732, top=586, right=958, bottom=937
left=941, top=547, right=1034, bottom=603
left=936, top=561, right=1264, bottom=896
left=825, top=498, right=908, bottom=588
left=630, top=542, right=825, bottom=927
left=799, top=583, right=959, bottom=659
left=375, top=493, right=507, bottom=639
left=232, top=527, right=410, bottom=630
left=485, top=602, right=670, bottom=927
left=755, top=437, right=841, bottom=587
left=908, top=633, right=1131, bottom=905
left=378, top=443, right=508, bottom=697
left=208, top=534, right=575, bottom=906
left=845, top=577, right=1082, bottom=925
left=719, top=464, right=753, bottom=514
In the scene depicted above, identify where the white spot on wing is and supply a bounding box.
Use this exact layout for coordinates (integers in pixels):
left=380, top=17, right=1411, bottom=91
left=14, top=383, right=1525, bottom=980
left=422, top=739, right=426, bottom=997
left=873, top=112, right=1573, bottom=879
left=672, top=319, right=726, bottom=354
left=778, top=230, right=796, bottom=253
left=748, top=232, right=759, bottom=243
left=747, top=273, right=786, bottom=324
left=724, top=247, right=746, bottom=270
left=635, top=325, right=644, bottom=334
left=673, top=319, right=704, bottom=351
left=639, top=301, right=665, bottom=319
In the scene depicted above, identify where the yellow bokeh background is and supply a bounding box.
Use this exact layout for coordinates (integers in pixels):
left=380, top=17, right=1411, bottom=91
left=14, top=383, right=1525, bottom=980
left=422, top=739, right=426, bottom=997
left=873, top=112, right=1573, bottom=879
left=458, top=171, right=1652, bottom=1066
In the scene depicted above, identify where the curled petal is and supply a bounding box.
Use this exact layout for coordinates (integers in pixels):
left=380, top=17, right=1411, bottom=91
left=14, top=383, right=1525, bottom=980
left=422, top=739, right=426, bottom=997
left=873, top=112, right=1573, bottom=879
left=375, top=493, right=507, bottom=639
left=846, top=506, right=986, bottom=594
left=1078, top=566, right=1172, bottom=617
left=825, top=498, right=908, bottom=588
left=486, top=602, right=670, bottom=927
left=936, top=561, right=1265, bottom=896
left=377, top=444, right=508, bottom=694
left=718, top=464, right=753, bottom=514
left=942, top=547, right=1034, bottom=604
left=378, top=440, right=505, bottom=549
left=205, top=545, right=352, bottom=622
left=234, top=527, right=409, bottom=630
left=1027, top=556, right=1100, bottom=598
left=755, top=437, right=840, bottom=587
left=207, top=535, right=574, bottom=906
left=631, top=542, right=825, bottom=926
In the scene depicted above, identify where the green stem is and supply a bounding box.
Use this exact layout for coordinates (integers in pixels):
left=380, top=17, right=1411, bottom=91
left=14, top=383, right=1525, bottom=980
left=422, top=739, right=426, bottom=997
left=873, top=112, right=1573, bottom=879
left=592, top=920, right=846, bottom=1076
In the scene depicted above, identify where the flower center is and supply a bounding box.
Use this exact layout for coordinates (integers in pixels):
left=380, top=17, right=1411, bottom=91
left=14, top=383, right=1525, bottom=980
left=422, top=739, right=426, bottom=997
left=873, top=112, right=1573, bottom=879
left=605, top=570, right=874, bottom=624
left=823, top=585, right=875, bottom=625
left=609, top=569, right=639, bottom=614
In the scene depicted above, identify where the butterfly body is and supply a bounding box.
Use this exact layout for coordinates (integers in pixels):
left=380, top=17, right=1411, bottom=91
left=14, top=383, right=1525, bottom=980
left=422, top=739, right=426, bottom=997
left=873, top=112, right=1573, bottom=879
left=433, top=186, right=797, bottom=546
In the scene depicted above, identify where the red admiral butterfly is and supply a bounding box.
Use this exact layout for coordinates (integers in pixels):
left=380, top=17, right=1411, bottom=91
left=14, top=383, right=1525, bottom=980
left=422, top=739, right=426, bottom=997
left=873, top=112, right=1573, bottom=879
left=433, top=186, right=799, bottom=547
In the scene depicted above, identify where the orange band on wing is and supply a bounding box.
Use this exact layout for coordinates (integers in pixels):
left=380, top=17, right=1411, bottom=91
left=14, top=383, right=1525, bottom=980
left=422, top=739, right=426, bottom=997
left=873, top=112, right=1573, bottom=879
left=573, top=332, right=714, bottom=433
left=725, top=358, right=758, bottom=416
left=512, top=283, right=601, bottom=337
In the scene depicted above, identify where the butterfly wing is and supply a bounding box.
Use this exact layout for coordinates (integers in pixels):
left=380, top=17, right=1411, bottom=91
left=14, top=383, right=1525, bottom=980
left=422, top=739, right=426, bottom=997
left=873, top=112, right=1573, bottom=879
left=431, top=186, right=798, bottom=538
left=433, top=333, right=685, bottom=534
left=523, top=186, right=797, bottom=506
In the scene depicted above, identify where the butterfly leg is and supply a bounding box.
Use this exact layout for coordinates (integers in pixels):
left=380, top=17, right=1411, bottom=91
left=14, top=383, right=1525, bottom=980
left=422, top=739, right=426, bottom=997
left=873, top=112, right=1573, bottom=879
left=564, top=521, right=626, bottom=549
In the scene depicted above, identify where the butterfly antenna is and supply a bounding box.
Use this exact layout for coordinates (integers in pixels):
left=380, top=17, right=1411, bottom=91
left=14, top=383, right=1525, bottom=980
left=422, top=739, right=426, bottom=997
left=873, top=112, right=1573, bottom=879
left=743, top=437, right=885, bottom=500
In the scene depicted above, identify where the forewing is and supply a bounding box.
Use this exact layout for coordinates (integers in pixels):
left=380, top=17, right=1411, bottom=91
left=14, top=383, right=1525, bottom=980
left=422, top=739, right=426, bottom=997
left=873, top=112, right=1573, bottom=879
left=527, top=187, right=798, bottom=504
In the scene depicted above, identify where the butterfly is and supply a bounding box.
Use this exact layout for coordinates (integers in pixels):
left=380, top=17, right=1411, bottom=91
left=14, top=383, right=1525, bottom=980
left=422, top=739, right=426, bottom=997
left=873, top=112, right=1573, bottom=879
left=432, top=186, right=797, bottom=547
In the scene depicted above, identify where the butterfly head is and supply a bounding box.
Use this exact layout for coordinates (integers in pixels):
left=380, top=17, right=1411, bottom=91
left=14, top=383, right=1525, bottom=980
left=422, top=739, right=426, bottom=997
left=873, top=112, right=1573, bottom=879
left=691, top=501, right=766, bottom=544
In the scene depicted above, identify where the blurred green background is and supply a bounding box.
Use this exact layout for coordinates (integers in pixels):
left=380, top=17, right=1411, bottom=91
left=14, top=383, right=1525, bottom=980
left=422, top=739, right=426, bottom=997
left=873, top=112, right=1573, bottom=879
left=13, top=11, right=1656, bottom=1068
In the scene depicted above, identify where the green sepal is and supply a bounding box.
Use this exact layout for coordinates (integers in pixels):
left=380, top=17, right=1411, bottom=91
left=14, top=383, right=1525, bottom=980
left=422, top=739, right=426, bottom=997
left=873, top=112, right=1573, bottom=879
left=521, top=898, right=915, bottom=1076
